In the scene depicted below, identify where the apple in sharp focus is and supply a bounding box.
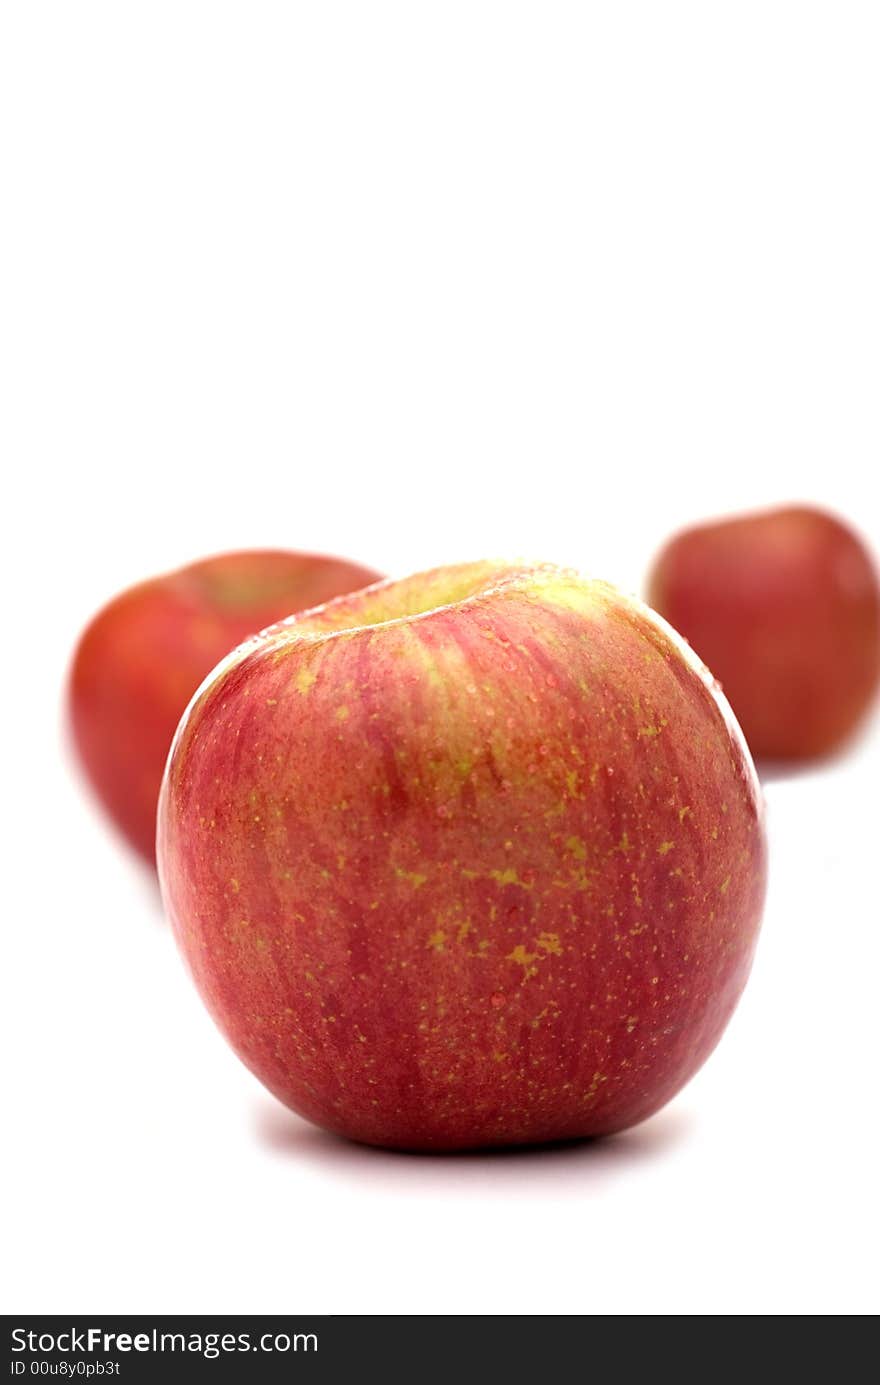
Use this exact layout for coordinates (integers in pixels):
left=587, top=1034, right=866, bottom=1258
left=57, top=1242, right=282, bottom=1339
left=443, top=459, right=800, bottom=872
left=70, top=549, right=382, bottom=861
left=158, top=560, right=767, bottom=1151
left=647, top=506, right=880, bottom=761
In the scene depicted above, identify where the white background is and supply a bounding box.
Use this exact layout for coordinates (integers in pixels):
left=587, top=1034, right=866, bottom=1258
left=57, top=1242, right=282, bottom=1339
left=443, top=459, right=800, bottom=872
left=2, top=3, right=879, bottom=1315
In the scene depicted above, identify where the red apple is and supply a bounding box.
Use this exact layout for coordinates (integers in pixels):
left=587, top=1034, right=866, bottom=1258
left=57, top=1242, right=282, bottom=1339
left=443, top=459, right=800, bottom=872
left=158, top=561, right=767, bottom=1150
left=647, top=506, right=880, bottom=761
left=70, top=550, right=382, bottom=862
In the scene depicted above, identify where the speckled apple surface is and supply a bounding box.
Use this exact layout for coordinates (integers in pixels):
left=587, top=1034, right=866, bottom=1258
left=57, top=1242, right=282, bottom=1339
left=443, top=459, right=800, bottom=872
left=70, top=550, right=381, bottom=861
left=158, top=561, right=767, bottom=1150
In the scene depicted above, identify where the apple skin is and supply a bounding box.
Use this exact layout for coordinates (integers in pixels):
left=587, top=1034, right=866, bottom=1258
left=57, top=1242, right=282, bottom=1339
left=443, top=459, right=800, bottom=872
left=70, top=550, right=382, bottom=862
left=647, top=507, right=880, bottom=762
left=158, top=561, right=767, bottom=1151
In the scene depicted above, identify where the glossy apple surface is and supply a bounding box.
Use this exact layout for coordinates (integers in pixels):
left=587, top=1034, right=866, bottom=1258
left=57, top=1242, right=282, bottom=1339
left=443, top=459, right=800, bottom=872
left=70, top=550, right=381, bottom=861
left=647, top=506, right=880, bottom=761
left=159, top=561, right=767, bottom=1150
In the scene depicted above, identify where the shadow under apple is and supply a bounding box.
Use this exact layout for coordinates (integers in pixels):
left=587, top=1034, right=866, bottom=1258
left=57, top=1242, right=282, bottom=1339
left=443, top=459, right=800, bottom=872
left=253, top=1098, right=693, bottom=1194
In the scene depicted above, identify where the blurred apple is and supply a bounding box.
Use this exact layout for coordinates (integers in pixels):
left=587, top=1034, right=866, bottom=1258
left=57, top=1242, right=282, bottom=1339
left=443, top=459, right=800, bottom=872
left=647, top=506, right=880, bottom=761
left=158, top=560, right=767, bottom=1150
left=70, top=549, right=381, bottom=861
